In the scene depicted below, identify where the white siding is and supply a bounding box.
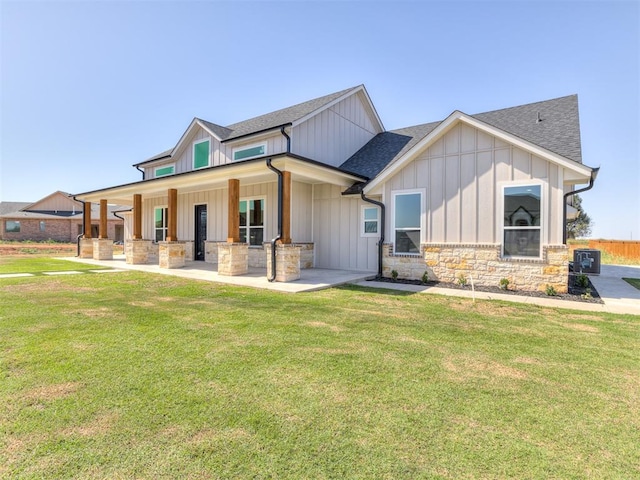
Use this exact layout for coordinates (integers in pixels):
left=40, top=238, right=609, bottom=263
left=293, top=93, right=378, bottom=167
left=313, top=184, right=377, bottom=272
left=383, top=123, right=564, bottom=245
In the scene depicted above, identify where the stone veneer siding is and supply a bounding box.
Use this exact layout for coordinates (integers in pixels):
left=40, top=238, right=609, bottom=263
left=205, top=241, right=314, bottom=269
left=382, top=243, right=569, bottom=293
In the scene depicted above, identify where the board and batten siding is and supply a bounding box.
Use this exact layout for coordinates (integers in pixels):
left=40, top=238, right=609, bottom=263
left=313, top=184, right=378, bottom=272
left=383, top=123, right=564, bottom=245
left=293, top=93, right=379, bottom=168
left=140, top=180, right=312, bottom=245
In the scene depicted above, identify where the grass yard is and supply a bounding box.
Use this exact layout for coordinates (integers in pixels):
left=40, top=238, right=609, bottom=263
left=1, top=258, right=639, bottom=479
left=623, top=277, right=640, bottom=291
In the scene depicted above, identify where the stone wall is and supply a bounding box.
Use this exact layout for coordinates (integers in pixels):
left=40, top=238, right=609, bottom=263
left=249, top=247, right=267, bottom=268
left=205, top=241, right=220, bottom=264
left=382, top=243, right=569, bottom=293
left=265, top=244, right=301, bottom=282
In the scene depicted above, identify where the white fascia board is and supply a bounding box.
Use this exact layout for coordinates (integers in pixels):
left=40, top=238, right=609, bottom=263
left=291, top=85, right=385, bottom=133
left=270, top=157, right=367, bottom=187
left=364, top=111, right=593, bottom=194
left=171, top=118, right=223, bottom=158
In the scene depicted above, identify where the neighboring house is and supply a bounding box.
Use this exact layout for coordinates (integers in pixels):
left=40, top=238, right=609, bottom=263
left=74, top=85, right=597, bottom=292
left=0, top=191, right=124, bottom=242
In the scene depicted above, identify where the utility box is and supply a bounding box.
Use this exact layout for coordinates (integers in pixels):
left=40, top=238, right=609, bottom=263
left=573, top=249, right=601, bottom=275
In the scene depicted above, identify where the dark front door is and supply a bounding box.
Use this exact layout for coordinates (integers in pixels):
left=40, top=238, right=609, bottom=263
left=194, top=204, right=207, bottom=261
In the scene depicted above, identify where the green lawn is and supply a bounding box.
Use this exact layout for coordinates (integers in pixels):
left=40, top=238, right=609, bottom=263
left=624, top=277, right=640, bottom=291
left=1, top=258, right=639, bottom=479
left=0, top=257, right=108, bottom=274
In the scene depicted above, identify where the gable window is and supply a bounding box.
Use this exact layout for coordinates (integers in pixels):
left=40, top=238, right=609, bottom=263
left=5, top=221, right=20, bottom=233
left=502, top=184, right=542, bottom=258
left=154, top=207, right=168, bottom=242
left=155, top=164, right=175, bottom=178
left=239, top=198, right=264, bottom=246
left=193, top=139, right=210, bottom=169
left=233, top=143, right=266, bottom=162
left=361, top=206, right=380, bottom=237
left=393, top=191, right=423, bottom=254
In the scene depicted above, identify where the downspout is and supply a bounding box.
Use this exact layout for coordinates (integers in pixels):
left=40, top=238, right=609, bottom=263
left=113, top=208, right=131, bottom=246
left=135, top=165, right=145, bottom=179
left=563, top=167, right=599, bottom=244
left=71, top=195, right=86, bottom=257
left=360, top=191, right=385, bottom=278
left=264, top=126, right=292, bottom=282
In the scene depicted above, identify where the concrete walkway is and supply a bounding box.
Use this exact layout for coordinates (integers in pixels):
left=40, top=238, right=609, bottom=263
left=586, top=265, right=640, bottom=315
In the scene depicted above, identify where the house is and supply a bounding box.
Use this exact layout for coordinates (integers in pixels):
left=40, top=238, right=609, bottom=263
left=0, top=191, right=124, bottom=243
left=73, top=85, right=597, bottom=292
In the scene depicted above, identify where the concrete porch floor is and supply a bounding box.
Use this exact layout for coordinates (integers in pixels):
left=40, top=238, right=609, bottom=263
left=64, top=255, right=374, bottom=293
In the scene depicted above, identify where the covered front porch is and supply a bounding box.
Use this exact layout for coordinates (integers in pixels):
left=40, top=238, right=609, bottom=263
left=65, top=254, right=373, bottom=293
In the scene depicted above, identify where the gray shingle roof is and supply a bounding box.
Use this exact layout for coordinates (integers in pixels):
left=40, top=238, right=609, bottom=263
left=0, top=202, right=31, bottom=216
left=340, top=94, right=583, bottom=182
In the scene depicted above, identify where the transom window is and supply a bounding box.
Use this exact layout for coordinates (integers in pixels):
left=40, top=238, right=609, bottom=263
left=502, top=184, right=542, bottom=258
left=393, top=191, right=422, bottom=254
left=155, top=164, right=175, bottom=178
left=154, top=207, right=168, bottom=242
left=239, top=198, right=265, bottom=246
left=233, top=143, right=266, bottom=162
left=193, top=139, right=210, bottom=169
left=362, top=206, right=380, bottom=237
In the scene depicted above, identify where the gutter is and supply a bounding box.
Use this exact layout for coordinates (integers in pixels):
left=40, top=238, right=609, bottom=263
left=222, top=122, right=293, bottom=144
left=264, top=126, right=291, bottom=282
left=563, top=167, right=599, bottom=244
left=360, top=192, right=385, bottom=278
left=135, top=165, right=145, bottom=180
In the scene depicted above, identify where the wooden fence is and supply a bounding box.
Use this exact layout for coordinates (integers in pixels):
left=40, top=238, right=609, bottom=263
left=588, top=240, right=640, bottom=259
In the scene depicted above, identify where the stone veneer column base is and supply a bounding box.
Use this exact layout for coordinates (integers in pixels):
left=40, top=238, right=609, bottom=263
left=158, top=241, right=185, bottom=269
left=79, top=238, right=94, bottom=259
left=217, top=243, right=248, bottom=276
left=125, top=239, right=153, bottom=264
left=265, top=244, right=301, bottom=282
left=92, top=238, right=113, bottom=260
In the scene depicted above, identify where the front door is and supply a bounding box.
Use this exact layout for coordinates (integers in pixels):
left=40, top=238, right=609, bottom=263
left=194, top=204, right=207, bottom=261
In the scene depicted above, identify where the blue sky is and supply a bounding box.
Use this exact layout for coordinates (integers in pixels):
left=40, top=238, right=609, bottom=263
left=1, top=0, right=638, bottom=239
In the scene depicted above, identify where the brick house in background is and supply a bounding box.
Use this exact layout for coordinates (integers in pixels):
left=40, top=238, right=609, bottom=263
left=0, top=191, right=124, bottom=242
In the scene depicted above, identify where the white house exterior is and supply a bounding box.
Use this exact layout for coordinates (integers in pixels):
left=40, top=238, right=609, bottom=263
left=74, top=85, right=597, bottom=292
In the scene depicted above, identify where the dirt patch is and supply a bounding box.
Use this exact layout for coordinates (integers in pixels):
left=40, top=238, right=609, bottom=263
left=62, top=411, right=119, bottom=437
left=24, top=382, right=82, bottom=402
left=549, top=319, right=599, bottom=333
left=443, top=355, right=528, bottom=381
left=306, top=321, right=344, bottom=332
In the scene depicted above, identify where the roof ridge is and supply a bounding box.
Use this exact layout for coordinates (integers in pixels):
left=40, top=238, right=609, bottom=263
left=471, top=94, right=578, bottom=117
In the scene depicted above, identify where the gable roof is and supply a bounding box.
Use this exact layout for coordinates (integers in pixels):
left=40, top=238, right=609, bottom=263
left=136, top=85, right=382, bottom=166
left=341, top=95, right=588, bottom=192
left=0, top=201, right=31, bottom=216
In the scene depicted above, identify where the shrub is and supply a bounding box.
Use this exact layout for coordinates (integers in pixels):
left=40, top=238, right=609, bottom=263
left=499, top=278, right=510, bottom=290
left=421, top=271, right=429, bottom=284
left=575, top=273, right=589, bottom=288
left=545, top=285, right=557, bottom=296
left=391, top=269, right=398, bottom=281
left=457, top=274, right=468, bottom=286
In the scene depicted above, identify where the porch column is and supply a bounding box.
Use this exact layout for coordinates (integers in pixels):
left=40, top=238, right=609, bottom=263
left=227, top=179, right=240, bottom=243
left=83, top=201, right=92, bottom=238
left=133, top=194, right=142, bottom=240
left=99, top=199, right=108, bottom=239
left=79, top=200, right=93, bottom=258
left=280, top=170, right=292, bottom=244
left=166, top=188, right=178, bottom=241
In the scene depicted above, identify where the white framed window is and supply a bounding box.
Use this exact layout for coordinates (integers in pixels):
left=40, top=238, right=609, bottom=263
left=392, top=190, right=424, bottom=255
left=239, top=197, right=265, bottom=246
left=154, top=163, right=175, bottom=178
left=193, top=138, right=211, bottom=169
left=39, top=221, right=46, bottom=232
left=154, top=206, right=168, bottom=242
left=233, top=143, right=267, bottom=162
left=361, top=205, right=380, bottom=237
left=502, top=183, right=543, bottom=258
left=6, top=220, right=20, bottom=233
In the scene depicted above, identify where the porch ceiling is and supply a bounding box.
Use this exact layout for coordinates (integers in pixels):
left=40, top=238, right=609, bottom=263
left=74, top=155, right=366, bottom=205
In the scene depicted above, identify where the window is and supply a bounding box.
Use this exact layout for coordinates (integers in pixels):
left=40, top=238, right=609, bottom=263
left=39, top=221, right=46, bottom=232
left=239, top=198, right=264, bottom=246
left=193, top=139, right=210, bottom=169
left=362, top=206, right=380, bottom=237
left=233, top=143, right=266, bottom=162
left=5, top=221, right=20, bottom=233
left=155, top=164, right=175, bottom=178
left=154, top=207, right=168, bottom=242
left=503, top=184, right=542, bottom=258
left=393, top=191, right=422, bottom=254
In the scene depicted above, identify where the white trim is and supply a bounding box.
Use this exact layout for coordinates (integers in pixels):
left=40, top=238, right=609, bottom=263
left=364, top=111, right=593, bottom=194
left=171, top=118, right=223, bottom=160
left=192, top=137, right=211, bottom=170
left=154, top=163, right=176, bottom=178
left=361, top=205, right=380, bottom=237
left=239, top=196, right=266, bottom=246
left=153, top=205, right=169, bottom=242
left=232, top=142, right=267, bottom=162
left=499, top=180, right=545, bottom=259
left=391, top=188, right=426, bottom=255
